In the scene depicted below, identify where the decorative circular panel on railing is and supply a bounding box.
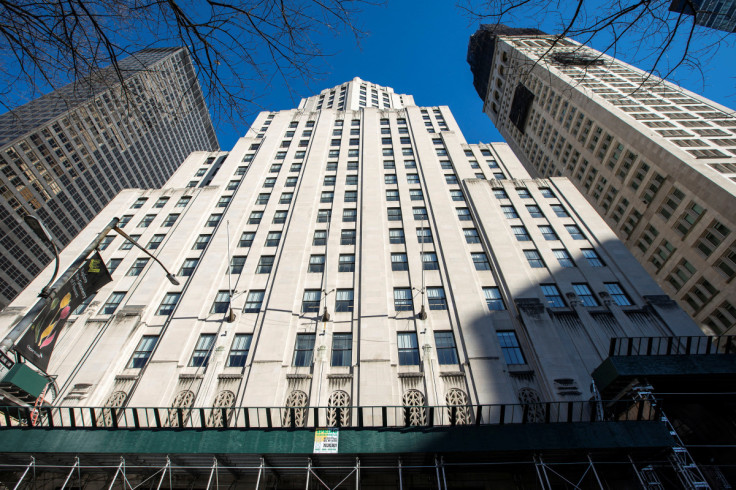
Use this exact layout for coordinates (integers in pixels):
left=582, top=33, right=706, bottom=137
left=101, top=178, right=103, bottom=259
left=402, top=389, right=426, bottom=426
left=168, top=390, right=195, bottom=427
left=327, top=390, right=350, bottom=427
left=98, top=390, right=127, bottom=427
left=282, top=390, right=308, bottom=427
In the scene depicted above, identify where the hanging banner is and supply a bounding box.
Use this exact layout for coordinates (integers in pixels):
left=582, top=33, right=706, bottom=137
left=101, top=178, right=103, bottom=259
left=313, top=428, right=339, bottom=453
left=14, top=251, right=112, bottom=371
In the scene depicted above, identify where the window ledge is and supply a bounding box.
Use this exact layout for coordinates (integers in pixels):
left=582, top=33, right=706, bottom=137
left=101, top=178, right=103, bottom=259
left=507, top=365, right=534, bottom=376
left=218, top=373, right=243, bottom=380
left=115, top=374, right=139, bottom=381
left=398, top=371, right=424, bottom=379
left=286, top=373, right=312, bottom=380
left=179, top=373, right=204, bottom=380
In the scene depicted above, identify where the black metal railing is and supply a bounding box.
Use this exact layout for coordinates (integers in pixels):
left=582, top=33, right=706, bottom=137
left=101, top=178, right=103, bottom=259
left=0, top=399, right=659, bottom=430
left=608, top=335, right=736, bottom=357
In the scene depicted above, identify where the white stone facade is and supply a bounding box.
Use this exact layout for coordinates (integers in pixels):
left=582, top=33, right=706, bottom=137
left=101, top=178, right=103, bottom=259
left=0, top=79, right=701, bottom=415
left=473, top=29, right=736, bottom=335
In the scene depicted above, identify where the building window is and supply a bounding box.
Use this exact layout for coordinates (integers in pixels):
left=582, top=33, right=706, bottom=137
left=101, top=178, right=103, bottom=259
left=239, top=232, right=255, bottom=247
left=257, top=256, right=274, bottom=274
left=206, top=214, right=222, bottom=227
left=256, top=193, right=270, bottom=205
left=217, top=196, right=231, bottom=208
left=120, top=235, right=140, bottom=250
left=427, top=287, right=447, bottom=310
left=264, top=232, right=281, bottom=247
left=286, top=176, right=298, bottom=187
left=483, top=287, right=505, bottom=311
left=157, top=292, right=181, bottom=316
left=497, top=331, right=525, bottom=365
left=335, top=289, right=354, bottom=312
left=387, top=208, right=402, bottom=221
left=341, top=230, right=356, bottom=245
left=422, top=252, right=439, bottom=270
left=228, top=334, right=252, bottom=367
left=321, top=191, right=334, bottom=203
left=553, top=249, right=575, bottom=267
left=244, top=290, right=265, bottom=313
left=472, top=252, right=491, bottom=271
left=144, top=234, right=164, bottom=250
left=526, top=205, right=544, bottom=218
left=264, top=177, right=276, bottom=188
left=539, top=225, right=558, bottom=241
left=413, top=207, right=428, bottom=221
left=190, top=334, right=216, bottom=367
left=273, top=211, right=287, bottom=224
left=445, top=175, right=458, bottom=184
left=313, top=230, right=327, bottom=246
left=502, top=205, right=519, bottom=219
left=605, top=283, right=632, bottom=306
left=542, top=284, right=565, bottom=308
left=394, top=288, right=414, bottom=311
left=516, top=188, right=532, bottom=199
left=302, top=290, right=321, bottom=313
left=456, top=208, right=471, bottom=221
left=565, top=225, right=586, bottom=240
left=540, top=188, right=555, bottom=198
left=410, top=190, right=424, bottom=201
left=345, top=175, right=358, bottom=186
left=193, top=234, right=211, bottom=250
left=345, top=190, right=357, bottom=202
left=389, top=228, right=405, bottom=244
left=343, top=209, right=357, bottom=222
left=435, top=332, right=458, bottom=364
left=385, top=174, right=398, bottom=184
left=226, top=180, right=238, bottom=191
left=524, top=250, right=545, bottom=268
left=464, top=228, right=480, bottom=243
left=398, top=332, right=420, bottom=365
left=107, top=259, right=122, bottom=274
left=131, top=197, right=148, bottom=209
left=417, top=228, right=432, bottom=243
left=127, top=336, right=158, bottom=369
left=338, top=254, right=355, bottom=272
left=331, top=333, right=352, bottom=366
left=179, top=258, right=198, bottom=276
left=308, top=254, right=325, bottom=273
left=450, top=190, right=464, bottom=202
left=127, top=258, right=149, bottom=276
left=493, top=189, right=508, bottom=199
left=99, top=236, right=115, bottom=250
left=102, top=292, right=126, bottom=315
left=550, top=204, right=568, bottom=217
left=581, top=249, right=604, bottom=266
left=324, top=175, right=336, bottom=186
left=407, top=174, right=420, bottom=184
left=248, top=211, right=263, bottom=224
left=386, top=190, right=399, bottom=201
left=391, top=253, right=408, bottom=271
left=293, top=334, right=316, bottom=366
left=211, top=291, right=231, bottom=314
left=280, top=192, right=293, bottom=204
left=230, top=256, right=247, bottom=274
left=511, top=226, right=531, bottom=241
left=573, top=283, right=598, bottom=307
left=138, top=214, right=156, bottom=228
left=317, top=209, right=331, bottom=223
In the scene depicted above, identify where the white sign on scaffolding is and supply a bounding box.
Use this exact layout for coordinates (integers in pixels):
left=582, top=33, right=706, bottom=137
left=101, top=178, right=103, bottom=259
left=313, top=428, right=339, bottom=453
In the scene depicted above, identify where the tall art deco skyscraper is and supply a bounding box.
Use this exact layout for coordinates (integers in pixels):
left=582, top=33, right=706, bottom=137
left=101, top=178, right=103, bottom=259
left=0, top=48, right=219, bottom=309
left=468, top=25, right=736, bottom=335
left=2, top=78, right=725, bottom=488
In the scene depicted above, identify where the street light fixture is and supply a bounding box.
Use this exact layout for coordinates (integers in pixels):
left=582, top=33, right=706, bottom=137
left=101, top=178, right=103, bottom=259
left=112, top=226, right=179, bottom=286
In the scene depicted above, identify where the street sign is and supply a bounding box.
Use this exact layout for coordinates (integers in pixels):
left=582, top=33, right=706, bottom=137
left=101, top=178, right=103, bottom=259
left=0, top=349, right=14, bottom=378
left=313, top=428, right=339, bottom=453
left=14, top=252, right=112, bottom=371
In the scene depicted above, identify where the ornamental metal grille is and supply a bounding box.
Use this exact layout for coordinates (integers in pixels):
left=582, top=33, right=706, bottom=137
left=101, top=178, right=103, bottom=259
left=402, top=389, right=426, bottom=426
left=207, top=390, right=235, bottom=427
left=97, top=390, right=127, bottom=427
left=518, top=388, right=545, bottom=423
left=327, top=390, right=350, bottom=427
left=167, top=390, right=195, bottom=427
left=445, top=389, right=470, bottom=425
left=282, top=390, right=308, bottom=427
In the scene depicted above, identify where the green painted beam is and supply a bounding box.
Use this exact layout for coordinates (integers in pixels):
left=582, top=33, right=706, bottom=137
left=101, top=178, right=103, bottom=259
left=0, top=421, right=673, bottom=455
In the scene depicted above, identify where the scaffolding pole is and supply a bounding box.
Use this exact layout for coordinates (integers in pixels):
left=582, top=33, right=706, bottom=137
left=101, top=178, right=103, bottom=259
left=60, top=457, right=80, bottom=490
left=440, top=456, right=448, bottom=490
left=306, top=458, right=311, bottom=490
left=355, top=457, right=360, bottom=490
left=587, top=454, right=604, bottom=489
left=108, top=458, right=125, bottom=490
left=256, top=457, right=264, bottom=490
left=156, top=457, right=171, bottom=490
left=206, top=458, right=218, bottom=490
left=13, top=456, right=35, bottom=490
left=398, top=458, right=403, bottom=490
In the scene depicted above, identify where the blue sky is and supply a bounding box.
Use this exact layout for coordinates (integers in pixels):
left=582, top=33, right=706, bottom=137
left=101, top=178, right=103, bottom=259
left=214, top=1, right=736, bottom=150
